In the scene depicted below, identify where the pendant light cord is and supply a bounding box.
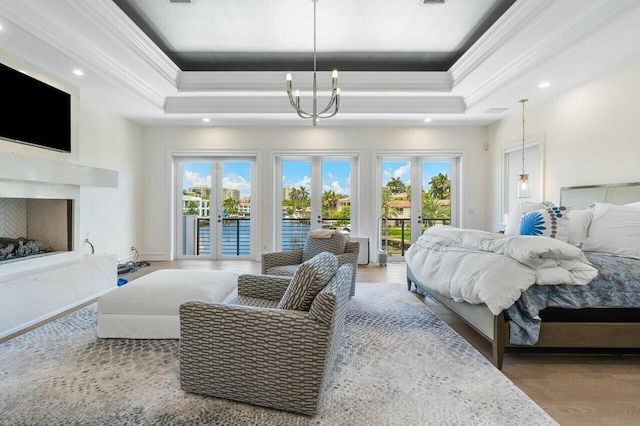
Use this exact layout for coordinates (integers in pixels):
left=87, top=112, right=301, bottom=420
left=520, top=99, right=527, bottom=174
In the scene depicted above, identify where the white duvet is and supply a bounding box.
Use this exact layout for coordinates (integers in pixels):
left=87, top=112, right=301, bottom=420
left=405, top=225, right=598, bottom=315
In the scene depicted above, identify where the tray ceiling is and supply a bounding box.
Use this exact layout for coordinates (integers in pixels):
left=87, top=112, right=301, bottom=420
left=0, top=0, right=639, bottom=126
left=112, top=0, right=515, bottom=71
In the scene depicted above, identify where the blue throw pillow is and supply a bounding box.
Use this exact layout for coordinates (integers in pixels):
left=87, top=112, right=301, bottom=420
left=519, top=206, right=571, bottom=242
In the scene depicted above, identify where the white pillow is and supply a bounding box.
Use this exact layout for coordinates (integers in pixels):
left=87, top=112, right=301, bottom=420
left=505, top=201, right=554, bottom=235
left=625, top=201, right=640, bottom=209
left=519, top=206, right=571, bottom=242
left=567, top=209, right=593, bottom=247
left=581, top=203, right=640, bottom=259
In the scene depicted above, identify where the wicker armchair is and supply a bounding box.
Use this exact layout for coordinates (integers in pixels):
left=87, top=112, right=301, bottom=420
left=179, top=253, right=352, bottom=416
left=262, top=231, right=359, bottom=296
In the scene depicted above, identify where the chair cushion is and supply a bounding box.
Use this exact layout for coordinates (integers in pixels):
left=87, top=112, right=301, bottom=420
left=265, top=264, right=298, bottom=276
left=309, top=264, right=352, bottom=325
left=277, top=252, right=338, bottom=311
left=302, top=232, right=348, bottom=262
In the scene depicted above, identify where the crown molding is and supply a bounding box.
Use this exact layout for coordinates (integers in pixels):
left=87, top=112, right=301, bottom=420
left=164, top=95, right=465, bottom=114
left=67, top=0, right=180, bottom=87
left=464, top=0, right=639, bottom=108
left=0, top=0, right=165, bottom=108
left=178, top=71, right=453, bottom=92
left=450, top=0, right=555, bottom=87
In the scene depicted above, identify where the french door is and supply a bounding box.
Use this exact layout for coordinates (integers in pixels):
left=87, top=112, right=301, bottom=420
left=275, top=154, right=357, bottom=251
left=175, top=157, right=255, bottom=259
left=377, top=154, right=458, bottom=259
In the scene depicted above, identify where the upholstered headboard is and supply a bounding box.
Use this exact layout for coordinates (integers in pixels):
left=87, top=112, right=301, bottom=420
left=560, top=182, right=640, bottom=209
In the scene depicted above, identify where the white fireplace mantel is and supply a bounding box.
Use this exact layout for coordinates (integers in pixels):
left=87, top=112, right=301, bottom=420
left=0, top=152, right=118, bottom=188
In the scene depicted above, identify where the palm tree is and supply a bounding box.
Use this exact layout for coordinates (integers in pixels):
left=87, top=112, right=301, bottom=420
left=381, top=187, right=399, bottom=218
left=322, top=190, right=340, bottom=216
left=421, top=195, right=451, bottom=227
left=298, top=186, right=309, bottom=202
left=386, top=177, right=406, bottom=195
left=223, top=197, right=240, bottom=216
left=428, top=173, right=451, bottom=200
left=288, top=187, right=300, bottom=213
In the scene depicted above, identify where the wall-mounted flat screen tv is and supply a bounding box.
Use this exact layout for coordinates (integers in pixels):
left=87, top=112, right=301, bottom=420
left=0, top=62, right=71, bottom=153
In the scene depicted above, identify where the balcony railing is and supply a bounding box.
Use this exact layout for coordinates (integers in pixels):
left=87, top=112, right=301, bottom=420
left=281, top=218, right=350, bottom=251
left=195, top=217, right=251, bottom=256
left=382, top=217, right=450, bottom=256
left=189, top=215, right=448, bottom=258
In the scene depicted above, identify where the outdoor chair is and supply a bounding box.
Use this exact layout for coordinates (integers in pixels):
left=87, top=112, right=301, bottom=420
left=179, top=252, right=353, bottom=415
left=262, top=230, right=359, bottom=296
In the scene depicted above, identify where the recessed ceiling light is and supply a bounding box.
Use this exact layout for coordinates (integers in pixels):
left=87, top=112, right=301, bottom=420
left=424, top=118, right=432, bottom=123
left=73, top=69, right=84, bottom=76
left=0, top=25, right=4, bottom=31
left=202, top=118, right=210, bottom=123
left=538, top=81, right=551, bottom=88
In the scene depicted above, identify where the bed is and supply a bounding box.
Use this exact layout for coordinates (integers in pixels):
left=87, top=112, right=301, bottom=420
left=406, top=182, right=640, bottom=369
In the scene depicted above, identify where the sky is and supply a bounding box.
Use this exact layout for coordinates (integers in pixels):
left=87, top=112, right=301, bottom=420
left=183, top=159, right=450, bottom=199
left=182, top=162, right=252, bottom=198
left=382, top=161, right=451, bottom=190
left=282, top=160, right=352, bottom=196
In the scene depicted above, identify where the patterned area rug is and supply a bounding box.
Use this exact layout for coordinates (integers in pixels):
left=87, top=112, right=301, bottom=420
left=0, top=282, right=557, bottom=425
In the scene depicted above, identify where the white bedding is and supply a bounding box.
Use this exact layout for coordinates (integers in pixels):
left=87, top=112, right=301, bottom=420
left=405, top=225, right=598, bottom=315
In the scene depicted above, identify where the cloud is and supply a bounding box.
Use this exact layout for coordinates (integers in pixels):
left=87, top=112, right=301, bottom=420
left=184, top=170, right=211, bottom=188
left=322, top=180, right=346, bottom=195
left=393, top=164, right=411, bottom=181
left=288, top=175, right=311, bottom=188
left=223, top=173, right=251, bottom=197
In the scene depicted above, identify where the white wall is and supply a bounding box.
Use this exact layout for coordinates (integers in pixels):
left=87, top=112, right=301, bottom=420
left=78, top=102, right=144, bottom=261
left=140, top=126, right=488, bottom=261
left=485, top=59, right=640, bottom=230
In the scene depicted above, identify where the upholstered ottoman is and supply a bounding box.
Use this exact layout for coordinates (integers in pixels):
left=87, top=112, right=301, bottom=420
left=97, top=269, right=238, bottom=339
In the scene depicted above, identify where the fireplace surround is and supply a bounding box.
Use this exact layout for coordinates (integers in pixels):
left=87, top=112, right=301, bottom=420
left=0, top=152, right=119, bottom=339
left=0, top=198, right=73, bottom=263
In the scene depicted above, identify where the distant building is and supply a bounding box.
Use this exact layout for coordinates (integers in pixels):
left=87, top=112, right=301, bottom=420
left=188, top=186, right=211, bottom=198
left=387, top=200, right=411, bottom=218
left=238, top=200, right=251, bottom=215
left=337, top=197, right=351, bottom=212
left=183, top=195, right=210, bottom=217
left=283, top=187, right=293, bottom=201
left=223, top=188, right=240, bottom=201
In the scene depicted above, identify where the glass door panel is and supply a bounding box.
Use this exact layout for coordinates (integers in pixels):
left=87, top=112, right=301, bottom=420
left=177, top=158, right=254, bottom=260
left=282, top=161, right=312, bottom=250
left=420, top=161, right=452, bottom=234
left=221, top=161, right=252, bottom=257
left=380, top=160, right=411, bottom=258
left=180, top=162, right=212, bottom=257
left=321, top=160, right=351, bottom=233
left=378, top=157, right=456, bottom=259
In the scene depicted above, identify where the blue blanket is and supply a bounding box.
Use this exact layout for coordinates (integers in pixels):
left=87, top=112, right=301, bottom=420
left=508, top=253, right=640, bottom=345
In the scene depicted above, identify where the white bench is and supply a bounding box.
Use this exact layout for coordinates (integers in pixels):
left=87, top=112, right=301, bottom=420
left=97, top=269, right=238, bottom=339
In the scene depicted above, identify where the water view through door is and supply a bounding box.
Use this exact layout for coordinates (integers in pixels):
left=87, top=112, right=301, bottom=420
left=280, top=158, right=353, bottom=250
left=178, top=159, right=253, bottom=259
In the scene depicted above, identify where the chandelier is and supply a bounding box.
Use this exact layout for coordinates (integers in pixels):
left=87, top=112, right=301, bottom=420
left=516, top=98, right=531, bottom=198
left=285, top=0, right=340, bottom=126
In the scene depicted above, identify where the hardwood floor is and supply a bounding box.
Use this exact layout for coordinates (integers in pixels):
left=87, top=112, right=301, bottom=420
left=9, top=259, right=639, bottom=425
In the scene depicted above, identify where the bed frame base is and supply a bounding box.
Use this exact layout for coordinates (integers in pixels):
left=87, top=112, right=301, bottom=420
left=409, top=277, right=640, bottom=370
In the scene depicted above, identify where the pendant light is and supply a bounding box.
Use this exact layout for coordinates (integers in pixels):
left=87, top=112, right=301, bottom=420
left=516, top=98, right=531, bottom=198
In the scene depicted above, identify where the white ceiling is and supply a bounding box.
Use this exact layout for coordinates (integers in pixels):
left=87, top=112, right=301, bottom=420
left=0, top=0, right=639, bottom=128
